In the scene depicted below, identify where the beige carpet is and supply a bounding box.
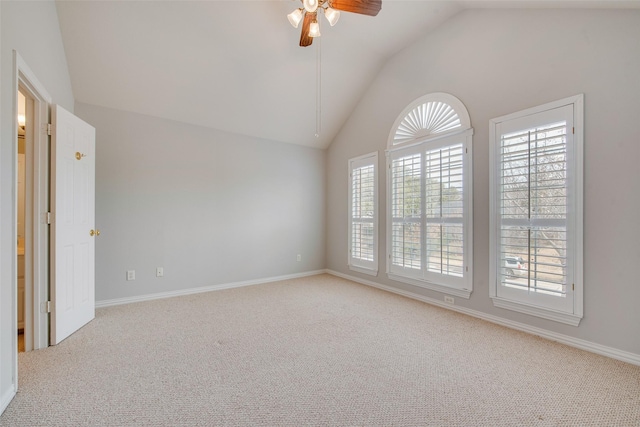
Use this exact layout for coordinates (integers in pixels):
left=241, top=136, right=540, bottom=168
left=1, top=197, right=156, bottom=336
left=1, top=274, right=639, bottom=426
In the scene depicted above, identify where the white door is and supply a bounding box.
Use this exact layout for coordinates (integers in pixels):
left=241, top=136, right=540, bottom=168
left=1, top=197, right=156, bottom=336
left=50, top=105, right=96, bottom=345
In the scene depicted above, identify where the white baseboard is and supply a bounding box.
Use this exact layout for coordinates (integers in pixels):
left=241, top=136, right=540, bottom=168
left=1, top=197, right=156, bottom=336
left=96, top=270, right=326, bottom=309
left=327, top=269, right=640, bottom=367
left=0, top=387, right=16, bottom=416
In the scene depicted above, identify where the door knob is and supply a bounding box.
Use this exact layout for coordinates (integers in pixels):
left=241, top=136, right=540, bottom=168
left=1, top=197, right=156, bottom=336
left=75, top=152, right=86, bottom=160
left=96, top=229, right=101, bottom=236
left=90, top=229, right=95, bottom=236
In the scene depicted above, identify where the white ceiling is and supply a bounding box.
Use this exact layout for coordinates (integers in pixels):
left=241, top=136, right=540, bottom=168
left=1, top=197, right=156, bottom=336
left=55, top=0, right=640, bottom=149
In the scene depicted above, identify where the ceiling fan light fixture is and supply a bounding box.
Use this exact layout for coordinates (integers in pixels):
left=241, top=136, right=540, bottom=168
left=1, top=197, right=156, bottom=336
left=324, top=7, right=340, bottom=26
left=303, top=0, right=319, bottom=13
left=287, top=8, right=304, bottom=28
left=309, top=21, right=321, bottom=38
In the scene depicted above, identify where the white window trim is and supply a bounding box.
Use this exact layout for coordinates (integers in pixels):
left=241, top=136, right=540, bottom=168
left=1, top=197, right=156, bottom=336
left=348, top=152, right=379, bottom=276
left=489, top=94, right=584, bottom=326
left=385, top=93, right=473, bottom=299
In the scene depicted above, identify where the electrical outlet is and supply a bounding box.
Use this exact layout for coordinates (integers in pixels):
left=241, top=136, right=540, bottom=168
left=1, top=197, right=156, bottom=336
left=156, top=267, right=164, bottom=277
left=126, top=270, right=135, bottom=281
left=444, top=295, right=454, bottom=304
left=297, top=254, right=301, bottom=262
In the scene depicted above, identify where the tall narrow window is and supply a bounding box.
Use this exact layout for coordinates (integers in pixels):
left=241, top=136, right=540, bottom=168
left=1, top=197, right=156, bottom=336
left=387, top=93, right=473, bottom=298
left=489, top=95, right=583, bottom=325
left=348, top=152, right=378, bottom=275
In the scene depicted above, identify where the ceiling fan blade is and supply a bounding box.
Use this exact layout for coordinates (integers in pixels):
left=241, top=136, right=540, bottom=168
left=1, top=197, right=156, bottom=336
left=299, top=12, right=314, bottom=47
left=329, top=0, right=381, bottom=16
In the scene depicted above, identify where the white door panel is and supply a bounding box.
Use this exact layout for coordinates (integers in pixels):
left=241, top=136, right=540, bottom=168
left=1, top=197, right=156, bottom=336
left=51, top=105, right=96, bottom=345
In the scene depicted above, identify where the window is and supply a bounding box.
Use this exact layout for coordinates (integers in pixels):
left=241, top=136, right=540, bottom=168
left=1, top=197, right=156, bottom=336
left=489, top=95, right=584, bottom=325
left=386, top=93, right=473, bottom=298
left=348, top=152, right=378, bottom=275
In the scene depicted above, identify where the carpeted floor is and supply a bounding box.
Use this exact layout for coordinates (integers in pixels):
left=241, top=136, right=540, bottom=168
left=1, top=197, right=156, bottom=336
left=1, top=274, right=639, bottom=426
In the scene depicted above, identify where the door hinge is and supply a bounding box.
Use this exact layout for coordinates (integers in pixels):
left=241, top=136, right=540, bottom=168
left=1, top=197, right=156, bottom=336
left=47, top=123, right=52, bottom=136
left=572, top=127, right=575, bottom=134
left=42, top=301, right=52, bottom=313
left=46, top=212, right=52, bottom=224
left=572, top=283, right=575, bottom=291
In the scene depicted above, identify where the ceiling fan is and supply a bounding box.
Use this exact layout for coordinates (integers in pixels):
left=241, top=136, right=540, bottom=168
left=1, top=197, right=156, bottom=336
left=287, top=0, right=382, bottom=47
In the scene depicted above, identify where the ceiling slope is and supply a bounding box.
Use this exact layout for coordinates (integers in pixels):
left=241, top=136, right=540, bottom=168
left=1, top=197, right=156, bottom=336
left=55, top=0, right=462, bottom=149
left=56, top=1, right=640, bottom=149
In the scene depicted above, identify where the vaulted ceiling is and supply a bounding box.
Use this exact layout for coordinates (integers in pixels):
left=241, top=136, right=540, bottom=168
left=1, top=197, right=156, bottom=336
left=55, top=0, right=640, bottom=149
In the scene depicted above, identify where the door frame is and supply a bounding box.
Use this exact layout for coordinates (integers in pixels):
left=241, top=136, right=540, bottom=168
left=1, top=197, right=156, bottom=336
left=12, top=51, right=51, bottom=361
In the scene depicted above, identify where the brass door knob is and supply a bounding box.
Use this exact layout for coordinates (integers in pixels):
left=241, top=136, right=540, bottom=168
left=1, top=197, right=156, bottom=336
left=96, top=229, right=101, bottom=236
left=75, top=152, right=87, bottom=160
left=90, top=229, right=95, bottom=236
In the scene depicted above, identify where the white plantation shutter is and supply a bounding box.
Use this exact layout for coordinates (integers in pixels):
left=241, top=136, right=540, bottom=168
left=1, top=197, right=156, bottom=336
left=499, top=122, right=568, bottom=293
left=391, top=152, right=422, bottom=274
left=393, top=102, right=461, bottom=145
left=490, top=96, right=583, bottom=325
left=425, top=144, right=464, bottom=279
left=386, top=93, right=473, bottom=298
left=349, top=152, right=378, bottom=275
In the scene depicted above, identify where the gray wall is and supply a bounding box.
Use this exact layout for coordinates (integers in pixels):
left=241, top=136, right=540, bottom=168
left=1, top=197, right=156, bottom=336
left=75, top=103, right=326, bottom=302
left=0, top=0, right=74, bottom=411
left=327, top=9, right=640, bottom=355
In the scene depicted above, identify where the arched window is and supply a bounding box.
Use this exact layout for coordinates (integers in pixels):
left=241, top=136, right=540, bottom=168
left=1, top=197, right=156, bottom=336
left=386, top=93, right=473, bottom=298
left=388, top=92, right=471, bottom=147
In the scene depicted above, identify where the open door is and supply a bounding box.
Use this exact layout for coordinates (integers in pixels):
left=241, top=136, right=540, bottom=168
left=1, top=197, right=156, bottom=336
left=50, top=105, right=96, bottom=345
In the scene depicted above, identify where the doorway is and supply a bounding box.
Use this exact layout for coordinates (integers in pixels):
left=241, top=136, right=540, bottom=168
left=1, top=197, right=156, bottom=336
left=3, top=51, right=97, bottom=417
left=13, top=52, right=53, bottom=355
left=16, top=89, right=27, bottom=352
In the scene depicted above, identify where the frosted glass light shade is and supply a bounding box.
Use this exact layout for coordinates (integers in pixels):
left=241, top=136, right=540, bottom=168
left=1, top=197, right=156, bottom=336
left=324, top=7, right=340, bottom=26
left=303, top=0, right=318, bottom=13
left=287, top=9, right=303, bottom=28
left=309, top=21, right=321, bottom=37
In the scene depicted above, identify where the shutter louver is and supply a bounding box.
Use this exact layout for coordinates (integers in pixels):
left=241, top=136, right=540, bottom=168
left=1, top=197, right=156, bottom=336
left=425, top=144, right=464, bottom=278
left=351, top=165, right=375, bottom=262
left=391, top=154, right=422, bottom=270
left=499, top=121, right=568, bottom=297
left=393, top=102, right=462, bottom=146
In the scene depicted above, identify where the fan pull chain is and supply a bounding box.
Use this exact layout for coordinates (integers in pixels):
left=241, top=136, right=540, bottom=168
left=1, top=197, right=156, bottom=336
left=315, top=36, right=321, bottom=138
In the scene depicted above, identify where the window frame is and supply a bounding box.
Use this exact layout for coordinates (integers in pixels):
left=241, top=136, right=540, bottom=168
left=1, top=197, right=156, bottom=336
left=385, top=93, right=473, bottom=299
left=348, top=151, right=379, bottom=276
left=489, top=94, right=584, bottom=326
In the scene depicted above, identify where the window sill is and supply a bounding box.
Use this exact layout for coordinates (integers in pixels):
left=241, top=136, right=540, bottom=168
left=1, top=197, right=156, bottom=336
left=388, top=273, right=471, bottom=299
left=348, top=265, right=378, bottom=277
left=491, top=297, right=582, bottom=326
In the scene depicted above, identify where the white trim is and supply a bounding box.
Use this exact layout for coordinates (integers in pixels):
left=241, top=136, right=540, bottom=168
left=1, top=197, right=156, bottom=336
left=0, top=387, right=17, bottom=416
left=388, top=273, right=471, bottom=299
left=4, top=52, right=53, bottom=407
left=96, top=270, right=326, bottom=308
left=15, top=51, right=52, bottom=352
left=347, top=151, right=378, bottom=274
left=489, top=94, right=584, bottom=323
left=386, top=128, right=474, bottom=155
left=348, top=265, right=378, bottom=277
left=490, top=94, right=583, bottom=126
left=492, top=297, right=581, bottom=326
left=572, top=95, right=584, bottom=318
left=327, top=270, right=640, bottom=367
